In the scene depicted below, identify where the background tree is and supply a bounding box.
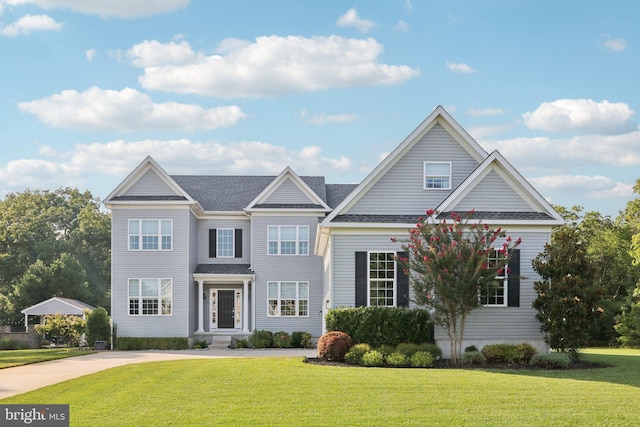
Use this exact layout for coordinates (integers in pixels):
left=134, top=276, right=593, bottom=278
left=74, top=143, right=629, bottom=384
left=0, top=188, right=110, bottom=324
left=532, top=226, right=605, bottom=355
left=85, top=307, right=111, bottom=346
left=396, top=210, right=521, bottom=363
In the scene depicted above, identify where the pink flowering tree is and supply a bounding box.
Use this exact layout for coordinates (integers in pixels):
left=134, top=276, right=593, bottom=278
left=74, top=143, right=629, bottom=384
left=394, top=210, right=521, bottom=363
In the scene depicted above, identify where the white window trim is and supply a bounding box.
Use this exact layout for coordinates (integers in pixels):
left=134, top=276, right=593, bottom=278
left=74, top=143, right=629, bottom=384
left=127, top=278, right=173, bottom=316
left=367, top=251, right=397, bottom=307
left=128, top=219, right=173, bottom=251
left=482, top=249, right=508, bottom=307
left=216, top=228, right=235, bottom=258
left=267, top=225, right=310, bottom=256
left=267, top=281, right=309, bottom=317
left=423, top=161, right=452, bottom=190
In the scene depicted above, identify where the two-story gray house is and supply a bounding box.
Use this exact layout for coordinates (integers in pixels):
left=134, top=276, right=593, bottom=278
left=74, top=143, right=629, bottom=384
left=105, top=106, right=564, bottom=355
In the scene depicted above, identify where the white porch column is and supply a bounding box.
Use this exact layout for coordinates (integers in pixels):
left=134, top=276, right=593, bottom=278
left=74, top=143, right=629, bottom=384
left=242, top=279, right=250, bottom=333
left=196, top=279, right=204, bottom=333
left=24, top=315, right=28, bottom=333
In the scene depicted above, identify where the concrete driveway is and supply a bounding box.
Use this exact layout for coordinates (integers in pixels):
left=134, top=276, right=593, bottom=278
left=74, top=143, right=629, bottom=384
left=0, top=348, right=316, bottom=400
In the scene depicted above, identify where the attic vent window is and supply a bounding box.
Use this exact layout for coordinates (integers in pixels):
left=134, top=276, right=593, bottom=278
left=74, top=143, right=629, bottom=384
left=424, top=162, right=452, bottom=190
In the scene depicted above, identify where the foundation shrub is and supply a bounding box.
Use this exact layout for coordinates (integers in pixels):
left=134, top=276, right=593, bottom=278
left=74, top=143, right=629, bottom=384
left=116, top=337, right=188, bottom=350
left=462, top=351, right=487, bottom=365
left=291, top=331, right=313, bottom=348
left=362, top=350, right=384, bottom=367
left=344, top=343, right=371, bottom=365
left=317, top=331, right=353, bottom=361
left=272, top=331, right=292, bottom=348
left=325, top=307, right=432, bottom=347
left=410, top=351, right=435, bottom=368
left=386, top=352, right=409, bottom=367
left=481, top=343, right=538, bottom=364
left=530, top=353, right=571, bottom=369
left=248, top=330, right=273, bottom=349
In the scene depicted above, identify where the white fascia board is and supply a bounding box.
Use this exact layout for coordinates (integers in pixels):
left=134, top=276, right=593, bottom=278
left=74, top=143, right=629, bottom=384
left=248, top=210, right=327, bottom=217
left=196, top=211, right=248, bottom=219
left=193, top=273, right=255, bottom=283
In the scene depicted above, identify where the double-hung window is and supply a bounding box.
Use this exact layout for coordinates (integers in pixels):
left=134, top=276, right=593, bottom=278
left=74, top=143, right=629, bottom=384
left=129, top=219, right=172, bottom=250
left=368, top=252, right=396, bottom=307
left=267, top=226, right=309, bottom=255
left=424, top=162, right=452, bottom=190
left=128, top=278, right=172, bottom=315
left=481, top=249, right=507, bottom=306
left=267, top=281, right=309, bottom=316
left=217, top=228, right=234, bottom=258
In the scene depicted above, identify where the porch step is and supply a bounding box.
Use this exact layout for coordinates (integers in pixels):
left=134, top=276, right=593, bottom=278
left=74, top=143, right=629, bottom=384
left=208, top=336, right=231, bottom=350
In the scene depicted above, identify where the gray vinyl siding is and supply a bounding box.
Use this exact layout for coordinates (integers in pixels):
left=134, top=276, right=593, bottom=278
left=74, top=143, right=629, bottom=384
left=123, top=169, right=180, bottom=197
left=331, top=231, right=413, bottom=308
left=347, top=124, right=480, bottom=215
left=197, top=218, right=251, bottom=264
left=111, top=207, right=192, bottom=338
left=251, top=215, right=324, bottom=336
left=434, top=230, right=550, bottom=342
left=454, top=170, right=533, bottom=212
left=264, top=179, right=315, bottom=204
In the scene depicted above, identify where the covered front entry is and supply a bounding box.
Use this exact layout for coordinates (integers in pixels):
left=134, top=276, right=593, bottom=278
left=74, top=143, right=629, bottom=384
left=210, top=288, right=242, bottom=330
left=194, top=264, right=254, bottom=335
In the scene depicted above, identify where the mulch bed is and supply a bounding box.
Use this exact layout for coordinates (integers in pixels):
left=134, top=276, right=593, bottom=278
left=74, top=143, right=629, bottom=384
left=303, top=357, right=606, bottom=370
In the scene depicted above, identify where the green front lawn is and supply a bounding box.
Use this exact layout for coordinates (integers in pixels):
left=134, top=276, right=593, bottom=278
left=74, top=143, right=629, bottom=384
left=2, top=349, right=640, bottom=426
left=0, top=348, right=95, bottom=369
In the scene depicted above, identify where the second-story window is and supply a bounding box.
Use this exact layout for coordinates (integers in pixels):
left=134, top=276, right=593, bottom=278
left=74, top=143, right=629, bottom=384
left=217, top=228, right=234, bottom=258
left=424, top=162, right=452, bottom=190
left=129, top=219, right=172, bottom=251
left=267, top=225, right=309, bottom=255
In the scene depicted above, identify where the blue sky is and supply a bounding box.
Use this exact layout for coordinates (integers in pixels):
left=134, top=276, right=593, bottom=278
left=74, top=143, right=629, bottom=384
left=0, top=0, right=638, bottom=217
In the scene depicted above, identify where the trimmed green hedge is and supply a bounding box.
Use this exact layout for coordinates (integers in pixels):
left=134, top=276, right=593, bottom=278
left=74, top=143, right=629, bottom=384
left=116, top=337, right=188, bottom=350
left=325, top=307, right=433, bottom=347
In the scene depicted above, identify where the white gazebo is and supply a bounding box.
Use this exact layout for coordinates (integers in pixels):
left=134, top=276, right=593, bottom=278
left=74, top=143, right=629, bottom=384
left=20, top=297, right=95, bottom=332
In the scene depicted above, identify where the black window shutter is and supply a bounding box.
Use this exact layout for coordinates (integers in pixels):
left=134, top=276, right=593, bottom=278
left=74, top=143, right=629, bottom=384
left=396, top=251, right=409, bottom=307
left=209, top=229, right=217, bottom=258
left=355, top=252, right=367, bottom=307
left=234, top=229, right=243, bottom=258
left=507, top=249, right=520, bottom=307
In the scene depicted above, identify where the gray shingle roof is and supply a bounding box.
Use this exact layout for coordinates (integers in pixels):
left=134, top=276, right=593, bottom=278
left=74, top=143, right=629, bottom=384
left=194, top=264, right=253, bottom=275
left=326, top=184, right=358, bottom=208
left=171, top=175, right=327, bottom=211
left=332, top=211, right=554, bottom=223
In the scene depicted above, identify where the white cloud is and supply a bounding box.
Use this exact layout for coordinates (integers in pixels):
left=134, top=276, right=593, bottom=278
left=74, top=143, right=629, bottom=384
left=599, top=34, right=627, bottom=52
left=529, top=175, right=633, bottom=200
left=127, top=39, right=197, bottom=67
left=0, top=14, right=61, bottom=36
left=405, top=0, right=413, bottom=11
left=523, top=99, right=635, bottom=134
left=3, top=0, right=190, bottom=18
left=304, top=113, right=358, bottom=125
left=85, top=49, right=97, bottom=62
left=467, top=107, right=505, bottom=116
left=0, top=138, right=353, bottom=195
left=131, top=36, right=420, bottom=98
left=18, top=87, right=246, bottom=131
left=480, top=131, right=640, bottom=171
left=394, top=20, right=409, bottom=32
left=445, top=61, right=476, bottom=74
left=336, top=8, right=375, bottom=33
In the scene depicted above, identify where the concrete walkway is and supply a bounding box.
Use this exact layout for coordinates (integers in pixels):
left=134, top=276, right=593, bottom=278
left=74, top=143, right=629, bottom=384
left=0, top=348, right=316, bottom=400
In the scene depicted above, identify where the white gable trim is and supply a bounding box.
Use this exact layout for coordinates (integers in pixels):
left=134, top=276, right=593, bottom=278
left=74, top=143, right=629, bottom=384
left=245, top=166, right=331, bottom=212
left=322, top=106, right=488, bottom=224
left=437, top=151, right=564, bottom=223
left=21, top=297, right=94, bottom=315
left=104, top=156, right=197, bottom=206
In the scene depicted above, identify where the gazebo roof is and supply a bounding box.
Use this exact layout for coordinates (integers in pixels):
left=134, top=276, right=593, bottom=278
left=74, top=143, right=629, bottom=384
left=21, top=297, right=95, bottom=316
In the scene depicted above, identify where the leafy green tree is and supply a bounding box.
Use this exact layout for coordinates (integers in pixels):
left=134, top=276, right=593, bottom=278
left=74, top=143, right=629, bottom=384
left=395, top=210, right=521, bottom=363
left=0, top=188, right=110, bottom=323
left=85, top=307, right=111, bottom=346
left=615, top=287, right=640, bottom=347
left=532, top=227, right=605, bottom=355
left=35, top=313, right=86, bottom=347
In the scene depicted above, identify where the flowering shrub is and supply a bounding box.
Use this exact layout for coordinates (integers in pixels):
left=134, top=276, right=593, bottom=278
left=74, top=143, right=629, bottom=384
left=344, top=343, right=372, bottom=365
left=410, top=351, right=435, bottom=368
left=386, top=352, right=409, bottom=367
left=317, top=331, right=354, bottom=361
left=362, top=350, right=384, bottom=367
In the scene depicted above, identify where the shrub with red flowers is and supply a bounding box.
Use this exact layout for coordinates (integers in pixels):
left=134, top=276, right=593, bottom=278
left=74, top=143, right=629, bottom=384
left=317, top=331, right=354, bottom=361
left=394, top=209, right=521, bottom=363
